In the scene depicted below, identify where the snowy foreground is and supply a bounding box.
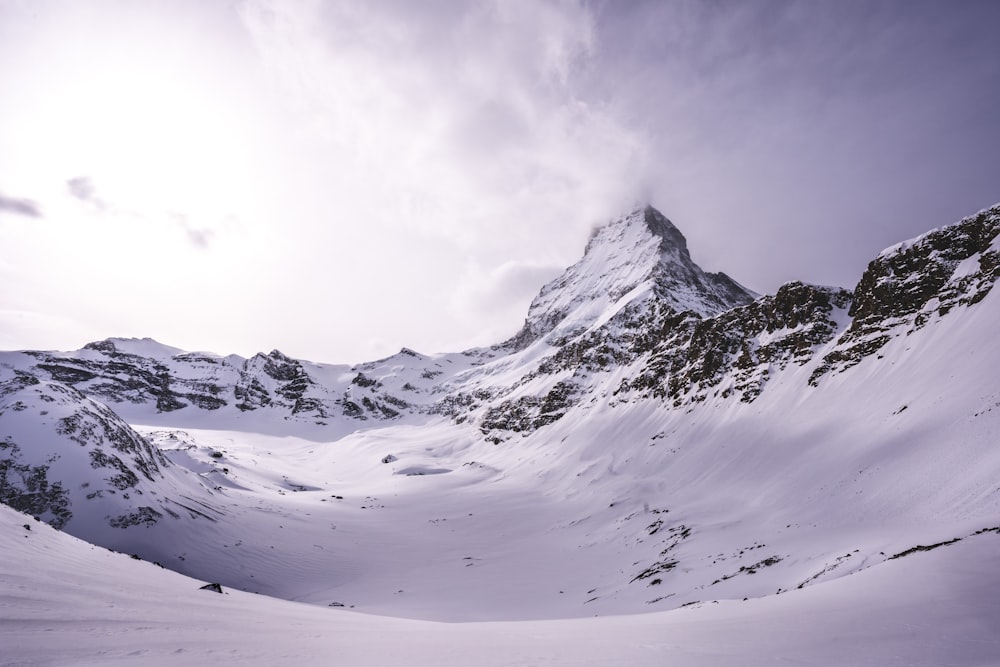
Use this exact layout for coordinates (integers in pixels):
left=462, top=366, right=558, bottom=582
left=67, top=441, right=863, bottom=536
left=3, top=502, right=999, bottom=666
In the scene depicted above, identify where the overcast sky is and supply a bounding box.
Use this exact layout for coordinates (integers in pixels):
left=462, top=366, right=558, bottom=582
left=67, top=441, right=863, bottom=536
left=1, top=0, right=998, bottom=363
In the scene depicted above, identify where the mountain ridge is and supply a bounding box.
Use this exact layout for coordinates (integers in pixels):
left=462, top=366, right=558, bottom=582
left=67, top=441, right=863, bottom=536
left=4, top=202, right=999, bottom=434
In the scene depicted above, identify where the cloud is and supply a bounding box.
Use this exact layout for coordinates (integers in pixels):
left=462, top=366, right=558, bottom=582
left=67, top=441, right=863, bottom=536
left=66, top=176, right=94, bottom=200
left=66, top=176, right=215, bottom=247
left=0, top=308, right=102, bottom=353
left=574, top=0, right=1000, bottom=292
left=0, top=193, right=41, bottom=218
left=449, top=259, right=565, bottom=344
left=237, top=0, right=644, bottom=249
left=66, top=176, right=108, bottom=210
left=168, top=212, right=214, bottom=249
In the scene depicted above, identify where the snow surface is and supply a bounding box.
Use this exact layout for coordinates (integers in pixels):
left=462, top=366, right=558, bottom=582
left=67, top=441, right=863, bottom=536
left=3, top=503, right=999, bottom=666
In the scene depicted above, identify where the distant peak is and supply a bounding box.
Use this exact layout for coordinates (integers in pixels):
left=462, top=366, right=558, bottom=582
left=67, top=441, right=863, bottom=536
left=83, top=339, right=118, bottom=354
left=82, top=337, right=183, bottom=358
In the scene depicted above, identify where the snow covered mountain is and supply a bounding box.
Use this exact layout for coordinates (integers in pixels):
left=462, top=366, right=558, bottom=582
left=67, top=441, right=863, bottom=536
left=2, top=202, right=1000, bottom=663
left=504, top=205, right=756, bottom=350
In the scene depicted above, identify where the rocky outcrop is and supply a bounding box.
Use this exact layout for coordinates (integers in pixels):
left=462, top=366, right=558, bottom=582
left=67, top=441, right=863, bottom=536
left=14, top=341, right=422, bottom=425
left=810, top=204, right=1000, bottom=384
left=0, top=373, right=171, bottom=531
left=478, top=380, right=579, bottom=443
left=620, top=282, right=853, bottom=404
left=234, top=350, right=328, bottom=416
left=27, top=340, right=225, bottom=413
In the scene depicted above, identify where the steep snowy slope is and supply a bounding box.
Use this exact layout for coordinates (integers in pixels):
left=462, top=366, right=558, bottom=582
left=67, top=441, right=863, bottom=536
left=1, top=202, right=999, bottom=641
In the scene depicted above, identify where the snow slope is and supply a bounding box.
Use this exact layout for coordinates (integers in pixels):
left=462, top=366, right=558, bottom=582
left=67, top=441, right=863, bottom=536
left=3, top=503, right=999, bottom=666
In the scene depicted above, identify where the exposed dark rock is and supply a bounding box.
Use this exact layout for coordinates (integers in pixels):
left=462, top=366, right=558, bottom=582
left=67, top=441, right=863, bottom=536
left=109, top=506, right=163, bottom=528
left=811, top=204, right=1000, bottom=384
left=1, top=376, right=174, bottom=532
left=480, top=396, right=542, bottom=437
left=261, top=350, right=300, bottom=381
left=0, top=439, right=72, bottom=529
left=622, top=282, right=852, bottom=404
left=341, top=400, right=364, bottom=419
left=351, top=373, right=379, bottom=388
left=889, top=538, right=962, bottom=560
left=35, top=364, right=97, bottom=384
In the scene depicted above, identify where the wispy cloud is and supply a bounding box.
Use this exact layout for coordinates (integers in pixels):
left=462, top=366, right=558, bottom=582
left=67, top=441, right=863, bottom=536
left=66, top=176, right=215, bottom=248
left=0, top=193, right=42, bottom=218
left=448, top=258, right=564, bottom=344
left=238, top=0, right=643, bottom=249
left=168, top=212, right=214, bottom=249
left=66, top=176, right=107, bottom=210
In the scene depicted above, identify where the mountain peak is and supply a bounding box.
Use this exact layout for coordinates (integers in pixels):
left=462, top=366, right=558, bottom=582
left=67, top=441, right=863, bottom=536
left=585, top=205, right=686, bottom=255
left=82, top=337, right=184, bottom=359
left=640, top=204, right=690, bottom=254
left=508, top=205, right=757, bottom=349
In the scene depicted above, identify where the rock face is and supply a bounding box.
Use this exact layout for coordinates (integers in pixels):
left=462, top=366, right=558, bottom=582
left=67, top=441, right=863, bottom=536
left=620, top=281, right=853, bottom=405
left=234, top=350, right=324, bottom=415
left=0, top=373, right=171, bottom=531
left=810, top=205, right=1000, bottom=384
left=13, top=340, right=426, bottom=426
left=28, top=339, right=233, bottom=414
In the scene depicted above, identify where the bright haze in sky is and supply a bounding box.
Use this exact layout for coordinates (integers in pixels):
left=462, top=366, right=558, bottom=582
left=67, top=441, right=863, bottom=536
left=0, top=0, right=998, bottom=363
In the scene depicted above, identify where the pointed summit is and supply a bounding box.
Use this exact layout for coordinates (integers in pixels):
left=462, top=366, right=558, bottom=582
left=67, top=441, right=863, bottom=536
left=508, top=205, right=757, bottom=349
left=639, top=206, right=756, bottom=312
left=635, top=204, right=690, bottom=254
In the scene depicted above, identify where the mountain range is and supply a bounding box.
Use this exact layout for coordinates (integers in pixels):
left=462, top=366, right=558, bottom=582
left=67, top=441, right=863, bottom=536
left=2, top=202, right=999, bottom=664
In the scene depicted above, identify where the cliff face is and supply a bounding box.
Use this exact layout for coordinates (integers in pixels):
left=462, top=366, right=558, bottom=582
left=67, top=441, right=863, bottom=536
left=810, top=204, right=1000, bottom=384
